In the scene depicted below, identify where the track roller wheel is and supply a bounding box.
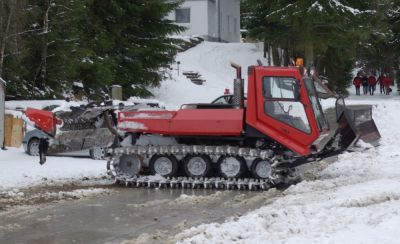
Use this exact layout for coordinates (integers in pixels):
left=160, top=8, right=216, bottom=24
left=116, top=154, right=142, bottom=176
left=251, top=158, right=272, bottom=179
left=184, top=154, right=212, bottom=178
left=217, top=155, right=247, bottom=178
left=149, top=155, right=178, bottom=177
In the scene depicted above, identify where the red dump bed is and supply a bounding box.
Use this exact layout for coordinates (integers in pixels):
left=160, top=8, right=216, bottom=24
left=118, top=109, right=244, bottom=136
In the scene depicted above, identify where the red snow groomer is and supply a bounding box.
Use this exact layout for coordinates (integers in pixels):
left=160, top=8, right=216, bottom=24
left=25, top=63, right=381, bottom=190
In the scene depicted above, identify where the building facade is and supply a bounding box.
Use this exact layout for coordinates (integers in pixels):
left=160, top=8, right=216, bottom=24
left=167, top=0, right=241, bottom=43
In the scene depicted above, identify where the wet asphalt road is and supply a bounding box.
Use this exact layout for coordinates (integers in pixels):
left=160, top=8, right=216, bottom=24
left=0, top=187, right=282, bottom=244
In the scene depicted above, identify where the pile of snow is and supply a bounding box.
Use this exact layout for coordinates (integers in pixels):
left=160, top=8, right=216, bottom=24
left=5, top=100, right=65, bottom=111
left=127, top=97, right=163, bottom=107
left=176, top=98, right=400, bottom=243
left=0, top=147, right=106, bottom=190
left=5, top=110, right=23, bottom=118
left=151, top=41, right=267, bottom=109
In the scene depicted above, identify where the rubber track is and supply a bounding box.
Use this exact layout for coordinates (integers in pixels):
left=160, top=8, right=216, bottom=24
left=108, top=145, right=294, bottom=191
left=115, top=176, right=275, bottom=191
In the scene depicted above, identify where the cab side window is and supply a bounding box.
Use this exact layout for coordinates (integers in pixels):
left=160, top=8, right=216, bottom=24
left=263, top=77, right=311, bottom=133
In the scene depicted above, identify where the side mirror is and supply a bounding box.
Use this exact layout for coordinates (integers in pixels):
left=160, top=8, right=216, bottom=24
left=293, top=83, right=301, bottom=101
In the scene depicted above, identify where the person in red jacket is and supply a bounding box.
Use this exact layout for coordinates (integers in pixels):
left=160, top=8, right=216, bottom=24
left=368, top=72, right=377, bottom=95
left=383, top=75, right=392, bottom=95
left=353, top=73, right=362, bottom=96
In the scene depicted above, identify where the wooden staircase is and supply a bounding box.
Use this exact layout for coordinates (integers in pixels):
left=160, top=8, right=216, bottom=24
left=182, top=71, right=206, bottom=85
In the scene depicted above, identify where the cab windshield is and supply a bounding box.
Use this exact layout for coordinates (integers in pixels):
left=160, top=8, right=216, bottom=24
left=304, top=78, right=329, bottom=131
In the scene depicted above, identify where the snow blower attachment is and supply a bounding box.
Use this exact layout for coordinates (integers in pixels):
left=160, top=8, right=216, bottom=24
left=25, top=106, right=117, bottom=164
left=335, top=97, right=381, bottom=149
left=25, top=65, right=381, bottom=191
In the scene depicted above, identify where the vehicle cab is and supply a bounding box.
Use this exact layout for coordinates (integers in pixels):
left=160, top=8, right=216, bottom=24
left=245, top=66, right=331, bottom=156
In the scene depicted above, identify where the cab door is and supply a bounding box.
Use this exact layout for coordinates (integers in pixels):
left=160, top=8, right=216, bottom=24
left=249, top=68, right=320, bottom=156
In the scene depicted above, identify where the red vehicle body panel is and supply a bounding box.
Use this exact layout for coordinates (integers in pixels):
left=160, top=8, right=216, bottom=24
left=246, top=66, right=320, bottom=156
left=118, top=109, right=244, bottom=136
left=25, top=108, right=56, bottom=135
left=117, top=67, right=322, bottom=156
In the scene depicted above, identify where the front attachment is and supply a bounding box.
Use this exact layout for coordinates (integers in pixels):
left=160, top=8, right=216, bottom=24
left=25, top=106, right=117, bottom=156
left=51, top=107, right=117, bottom=154
left=335, top=97, right=381, bottom=149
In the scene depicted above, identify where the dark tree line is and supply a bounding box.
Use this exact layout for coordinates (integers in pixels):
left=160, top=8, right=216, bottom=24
left=242, top=0, right=400, bottom=94
left=0, top=0, right=184, bottom=99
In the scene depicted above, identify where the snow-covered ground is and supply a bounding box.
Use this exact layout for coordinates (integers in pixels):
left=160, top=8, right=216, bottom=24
left=0, top=147, right=106, bottom=191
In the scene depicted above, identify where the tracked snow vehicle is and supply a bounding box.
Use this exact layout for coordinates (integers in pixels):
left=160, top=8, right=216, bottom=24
left=25, top=64, right=381, bottom=190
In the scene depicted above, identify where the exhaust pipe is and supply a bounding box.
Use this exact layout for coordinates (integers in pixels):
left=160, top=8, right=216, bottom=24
left=231, top=62, right=244, bottom=109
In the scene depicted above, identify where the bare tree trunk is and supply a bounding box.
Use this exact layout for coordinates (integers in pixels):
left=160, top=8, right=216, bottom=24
left=34, top=0, right=50, bottom=87
left=0, top=1, right=14, bottom=76
left=304, top=42, right=314, bottom=67
left=284, top=45, right=290, bottom=67
left=272, top=46, right=280, bottom=66
left=40, top=0, right=50, bottom=83
left=267, top=44, right=271, bottom=66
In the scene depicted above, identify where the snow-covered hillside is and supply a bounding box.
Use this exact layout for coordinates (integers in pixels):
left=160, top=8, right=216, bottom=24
left=151, top=42, right=267, bottom=109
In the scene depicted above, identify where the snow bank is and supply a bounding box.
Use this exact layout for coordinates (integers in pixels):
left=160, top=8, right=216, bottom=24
left=151, top=41, right=267, bottom=109
left=176, top=99, right=400, bottom=244
left=5, top=100, right=65, bottom=110
left=5, top=110, right=23, bottom=118
left=0, top=147, right=106, bottom=190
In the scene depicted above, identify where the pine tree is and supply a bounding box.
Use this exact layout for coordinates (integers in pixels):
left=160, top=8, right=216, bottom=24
left=2, top=0, right=184, bottom=99
left=3, top=0, right=88, bottom=99
left=243, top=0, right=381, bottom=94
left=0, top=0, right=31, bottom=98
left=355, top=0, right=394, bottom=73
left=388, top=0, right=400, bottom=59
left=78, top=0, right=184, bottom=98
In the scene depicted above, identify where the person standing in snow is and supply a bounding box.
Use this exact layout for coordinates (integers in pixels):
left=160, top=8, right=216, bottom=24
left=378, top=73, right=385, bottom=94
left=353, top=73, right=362, bottom=96
left=368, top=72, right=377, bottom=95
left=362, top=73, right=369, bottom=95
left=383, top=74, right=392, bottom=95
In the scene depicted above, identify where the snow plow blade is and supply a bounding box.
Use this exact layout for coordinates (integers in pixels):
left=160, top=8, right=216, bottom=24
left=25, top=107, right=116, bottom=155
left=335, top=98, right=381, bottom=149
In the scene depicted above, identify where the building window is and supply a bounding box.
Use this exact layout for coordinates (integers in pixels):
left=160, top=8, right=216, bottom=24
left=175, top=8, right=190, bottom=23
